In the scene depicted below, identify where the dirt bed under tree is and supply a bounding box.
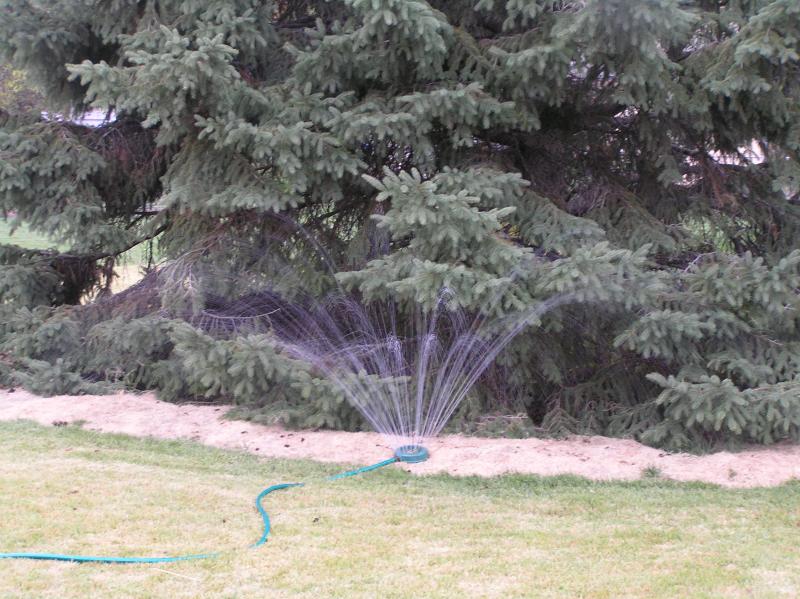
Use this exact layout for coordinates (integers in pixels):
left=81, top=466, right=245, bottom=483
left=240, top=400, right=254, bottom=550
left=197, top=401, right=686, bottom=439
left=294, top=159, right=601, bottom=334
left=1, top=388, right=798, bottom=488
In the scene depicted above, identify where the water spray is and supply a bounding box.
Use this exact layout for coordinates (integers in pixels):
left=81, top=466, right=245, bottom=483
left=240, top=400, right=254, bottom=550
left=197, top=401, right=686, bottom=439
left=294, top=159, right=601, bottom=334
left=0, top=289, right=572, bottom=564
left=1, top=249, right=575, bottom=564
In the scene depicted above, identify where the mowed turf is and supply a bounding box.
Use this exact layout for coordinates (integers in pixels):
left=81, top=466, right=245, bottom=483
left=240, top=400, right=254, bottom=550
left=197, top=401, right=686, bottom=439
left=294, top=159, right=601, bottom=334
left=0, top=219, right=148, bottom=292
left=0, top=220, right=56, bottom=250
left=0, top=421, right=798, bottom=598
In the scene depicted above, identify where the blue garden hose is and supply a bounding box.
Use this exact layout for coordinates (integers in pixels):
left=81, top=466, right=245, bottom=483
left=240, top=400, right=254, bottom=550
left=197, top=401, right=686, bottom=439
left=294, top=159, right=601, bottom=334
left=0, top=454, right=409, bottom=564
left=0, top=551, right=220, bottom=564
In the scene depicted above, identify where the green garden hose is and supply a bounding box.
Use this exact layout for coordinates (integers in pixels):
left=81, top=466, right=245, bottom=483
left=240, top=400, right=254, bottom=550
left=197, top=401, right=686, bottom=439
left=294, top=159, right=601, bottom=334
left=0, top=456, right=403, bottom=564
left=251, top=457, right=400, bottom=548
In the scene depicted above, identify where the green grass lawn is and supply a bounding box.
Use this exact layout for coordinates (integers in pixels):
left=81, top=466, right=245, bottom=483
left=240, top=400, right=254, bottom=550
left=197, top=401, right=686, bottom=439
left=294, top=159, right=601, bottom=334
left=1, top=219, right=152, bottom=291
left=0, top=219, right=57, bottom=250
left=1, top=421, right=798, bottom=598
left=1, top=218, right=154, bottom=262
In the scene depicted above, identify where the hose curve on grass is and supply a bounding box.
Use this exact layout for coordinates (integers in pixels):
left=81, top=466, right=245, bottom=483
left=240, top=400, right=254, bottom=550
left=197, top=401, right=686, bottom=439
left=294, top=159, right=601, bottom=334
left=0, top=457, right=399, bottom=564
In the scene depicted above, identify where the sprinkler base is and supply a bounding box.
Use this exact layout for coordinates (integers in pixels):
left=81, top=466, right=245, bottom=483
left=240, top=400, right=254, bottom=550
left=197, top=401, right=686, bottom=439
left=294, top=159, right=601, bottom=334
left=394, top=445, right=430, bottom=463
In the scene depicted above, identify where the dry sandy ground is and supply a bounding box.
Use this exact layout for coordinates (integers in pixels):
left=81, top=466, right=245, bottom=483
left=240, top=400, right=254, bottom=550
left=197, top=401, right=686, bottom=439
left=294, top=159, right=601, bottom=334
left=1, top=388, right=799, bottom=488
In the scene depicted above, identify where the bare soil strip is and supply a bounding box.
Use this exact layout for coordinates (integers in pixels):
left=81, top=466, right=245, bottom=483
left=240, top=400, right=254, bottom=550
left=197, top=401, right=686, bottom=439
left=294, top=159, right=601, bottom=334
left=2, top=389, right=798, bottom=487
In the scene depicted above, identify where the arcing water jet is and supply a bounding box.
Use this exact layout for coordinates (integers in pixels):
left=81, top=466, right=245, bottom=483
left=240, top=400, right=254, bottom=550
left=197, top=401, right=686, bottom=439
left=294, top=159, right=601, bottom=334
left=2, top=272, right=572, bottom=563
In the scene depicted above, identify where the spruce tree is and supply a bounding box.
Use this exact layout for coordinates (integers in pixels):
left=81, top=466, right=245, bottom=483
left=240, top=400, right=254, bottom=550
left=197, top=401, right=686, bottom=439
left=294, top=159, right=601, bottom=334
left=1, top=0, right=798, bottom=450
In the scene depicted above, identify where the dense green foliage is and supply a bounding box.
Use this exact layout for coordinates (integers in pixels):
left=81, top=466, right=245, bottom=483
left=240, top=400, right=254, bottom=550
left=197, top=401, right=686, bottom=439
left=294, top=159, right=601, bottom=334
left=1, top=0, right=799, bottom=450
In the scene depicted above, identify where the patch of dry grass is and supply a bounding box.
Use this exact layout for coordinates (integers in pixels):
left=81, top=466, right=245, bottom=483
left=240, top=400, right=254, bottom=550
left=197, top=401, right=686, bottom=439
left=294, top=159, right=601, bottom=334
left=1, top=421, right=798, bottom=598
